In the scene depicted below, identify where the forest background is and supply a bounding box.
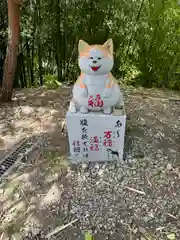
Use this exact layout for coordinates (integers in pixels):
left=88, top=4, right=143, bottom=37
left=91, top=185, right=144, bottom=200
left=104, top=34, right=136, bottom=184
left=0, top=0, right=180, bottom=94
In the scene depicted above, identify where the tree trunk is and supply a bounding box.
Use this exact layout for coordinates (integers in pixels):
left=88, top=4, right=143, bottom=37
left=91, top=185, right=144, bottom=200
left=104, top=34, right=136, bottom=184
left=0, top=0, right=21, bottom=102
left=55, top=0, right=62, bottom=82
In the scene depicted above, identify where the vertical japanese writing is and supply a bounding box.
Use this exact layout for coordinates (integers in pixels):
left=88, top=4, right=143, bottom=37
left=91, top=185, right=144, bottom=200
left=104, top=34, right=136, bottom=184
left=80, top=118, right=88, bottom=158
left=89, top=136, right=100, bottom=152
left=72, top=140, right=80, bottom=155
left=115, top=120, right=122, bottom=138
left=103, top=131, right=113, bottom=147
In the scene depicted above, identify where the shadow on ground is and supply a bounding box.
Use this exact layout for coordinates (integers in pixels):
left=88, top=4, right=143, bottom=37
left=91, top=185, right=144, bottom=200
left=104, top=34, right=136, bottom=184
left=0, top=86, right=180, bottom=239
left=0, top=86, right=71, bottom=155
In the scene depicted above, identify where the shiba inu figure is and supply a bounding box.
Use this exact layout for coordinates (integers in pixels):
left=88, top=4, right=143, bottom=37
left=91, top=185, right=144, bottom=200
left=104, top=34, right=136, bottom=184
left=69, top=39, right=124, bottom=114
left=107, top=148, right=119, bottom=160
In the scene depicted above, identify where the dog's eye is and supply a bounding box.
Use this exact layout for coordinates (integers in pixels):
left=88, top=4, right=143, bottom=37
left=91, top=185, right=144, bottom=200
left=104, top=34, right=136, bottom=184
left=98, top=57, right=102, bottom=60
left=90, top=57, right=93, bottom=59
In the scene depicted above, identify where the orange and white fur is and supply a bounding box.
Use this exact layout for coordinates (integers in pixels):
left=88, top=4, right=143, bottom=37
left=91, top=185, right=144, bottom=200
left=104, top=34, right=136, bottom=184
left=69, top=39, right=124, bottom=114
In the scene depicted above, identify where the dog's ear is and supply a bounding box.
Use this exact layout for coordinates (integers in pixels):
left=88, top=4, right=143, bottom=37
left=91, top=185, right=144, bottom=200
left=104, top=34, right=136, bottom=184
left=78, top=40, right=89, bottom=53
left=103, top=38, right=113, bottom=55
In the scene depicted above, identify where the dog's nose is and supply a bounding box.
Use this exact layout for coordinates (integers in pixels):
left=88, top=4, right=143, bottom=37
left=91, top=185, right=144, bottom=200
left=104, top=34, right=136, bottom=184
left=92, top=60, right=97, bottom=64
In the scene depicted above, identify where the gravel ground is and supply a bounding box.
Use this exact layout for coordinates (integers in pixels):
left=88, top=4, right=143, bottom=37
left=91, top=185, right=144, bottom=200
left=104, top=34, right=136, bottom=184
left=0, top=86, right=180, bottom=240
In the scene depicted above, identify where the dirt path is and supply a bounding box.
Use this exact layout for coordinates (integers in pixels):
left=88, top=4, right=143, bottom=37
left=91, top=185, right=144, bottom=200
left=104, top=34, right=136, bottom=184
left=0, top=86, right=180, bottom=240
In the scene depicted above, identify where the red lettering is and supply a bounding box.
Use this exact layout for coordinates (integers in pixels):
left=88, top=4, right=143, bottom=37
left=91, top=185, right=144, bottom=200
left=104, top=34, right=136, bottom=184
left=90, top=145, right=94, bottom=151
left=88, top=96, right=94, bottom=107
left=93, top=101, right=98, bottom=107
left=88, top=94, right=103, bottom=107
left=104, top=131, right=112, bottom=139
left=94, top=94, right=103, bottom=107
left=97, top=100, right=103, bottom=107
left=93, top=136, right=99, bottom=143
left=95, top=144, right=99, bottom=151
left=96, top=94, right=101, bottom=100
left=103, top=139, right=112, bottom=147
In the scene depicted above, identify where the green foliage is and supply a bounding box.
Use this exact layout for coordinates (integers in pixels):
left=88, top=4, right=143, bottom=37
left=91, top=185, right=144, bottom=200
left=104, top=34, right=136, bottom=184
left=3, top=0, right=180, bottom=90
left=44, top=74, right=62, bottom=89
left=84, top=231, right=94, bottom=240
left=167, top=233, right=176, bottom=240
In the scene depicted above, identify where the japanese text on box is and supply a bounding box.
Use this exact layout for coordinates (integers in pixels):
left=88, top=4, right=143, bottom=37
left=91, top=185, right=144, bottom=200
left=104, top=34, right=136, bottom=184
left=80, top=118, right=88, bottom=158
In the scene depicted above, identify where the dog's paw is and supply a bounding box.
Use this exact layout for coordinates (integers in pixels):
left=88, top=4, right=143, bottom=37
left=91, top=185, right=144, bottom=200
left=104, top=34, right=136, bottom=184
left=80, top=106, right=88, bottom=114
left=103, top=107, right=112, bottom=114
left=69, top=101, right=77, bottom=113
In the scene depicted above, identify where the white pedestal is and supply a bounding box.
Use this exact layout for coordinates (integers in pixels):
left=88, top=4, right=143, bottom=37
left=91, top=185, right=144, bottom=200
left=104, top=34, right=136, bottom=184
left=66, top=108, right=126, bottom=163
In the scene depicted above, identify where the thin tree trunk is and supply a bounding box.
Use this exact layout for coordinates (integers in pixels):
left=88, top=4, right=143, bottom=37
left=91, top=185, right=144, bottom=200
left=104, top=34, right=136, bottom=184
left=0, top=0, right=21, bottom=102
left=125, top=0, right=145, bottom=62
left=31, top=0, right=36, bottom=85
left=55, top=0, right=62, bottom=82
left=38, top=44, right=43, bottom=85
left=26, top=38, right=34, bottom=85
left=88, top=0, right=93, bottom=37
left=37, top=0, right=43, bottom=85
left=63, top=0, right=68, bottom=81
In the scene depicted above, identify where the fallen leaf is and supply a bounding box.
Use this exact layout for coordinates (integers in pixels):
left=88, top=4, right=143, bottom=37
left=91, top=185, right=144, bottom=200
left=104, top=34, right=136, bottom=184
left=139, top=226, right=147, bottom=234
left=167, top=163, right=173, bottom=170
left=167, top=233, right=176, bottom=240
left=85, top=232, right=93, bottom=240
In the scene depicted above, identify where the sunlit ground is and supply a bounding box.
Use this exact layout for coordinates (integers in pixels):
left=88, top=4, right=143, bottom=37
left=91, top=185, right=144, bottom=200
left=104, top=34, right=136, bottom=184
left=0, top=86, right=180, bottom=239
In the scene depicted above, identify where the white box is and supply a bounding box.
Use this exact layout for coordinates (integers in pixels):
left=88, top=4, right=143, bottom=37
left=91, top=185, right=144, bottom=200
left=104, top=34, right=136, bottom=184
left=66, top=109, right=126, bottom=163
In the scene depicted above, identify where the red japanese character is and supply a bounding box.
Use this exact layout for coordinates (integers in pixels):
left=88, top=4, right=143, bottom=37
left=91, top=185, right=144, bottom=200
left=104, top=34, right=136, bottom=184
left=95, top=144, right=99, bottom=151
left=76, top=140, right=80, bottom=146
left=90, top=145, right=94, bottom=151
left=72, top=140, right=76, bottom=146
left=94, top=94, right=103, bottom=107
left=93, top=136, right=99, bottom=143
left=104, top=131, right=112, bottom=139
left=103, top=139, right=112, bottom=147
left=93, top=101, right=98, bottom=107
left=98, top=99, right=103, bottom=107
left=88, top=96, right=94, bottom=107
left=95, top=94, right=100, bottom=100
left=97, top=94, right=103, bottom=106
left=94, top=99, right=103, bottom=107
